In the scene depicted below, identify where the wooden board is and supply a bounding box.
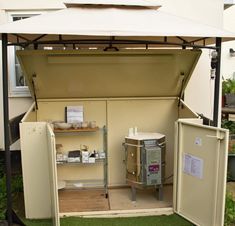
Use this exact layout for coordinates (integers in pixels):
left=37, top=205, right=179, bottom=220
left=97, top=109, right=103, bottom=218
left=54, top=127, right=99, bottom=133
left=59, top=189, right=110, bottom=213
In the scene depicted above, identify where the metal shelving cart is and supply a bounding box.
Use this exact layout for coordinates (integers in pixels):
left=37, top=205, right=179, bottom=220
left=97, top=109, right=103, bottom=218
left=54, top=126, right=108, bottom=198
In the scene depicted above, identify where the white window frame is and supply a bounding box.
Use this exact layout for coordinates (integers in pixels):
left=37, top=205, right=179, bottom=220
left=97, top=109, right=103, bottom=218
left=7, top=11, right=46, bottom=97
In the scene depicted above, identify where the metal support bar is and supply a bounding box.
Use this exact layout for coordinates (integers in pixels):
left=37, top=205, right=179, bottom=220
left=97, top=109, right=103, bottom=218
left=7, top=38, right=218, bottom=50
left=213, top=37, right=222, bottom=127
left=12, top=33, right=30, bottom=42
left=156, top=184, right=163, bottom=201
left=31, top=74, right=38, bottom=110
left=131, top=186, right=136, bottom=201
left=190, top=37, right=209, bottom=45
left=103, top=126, right=108, bottom=198
left=25, top=34, right=47, bottom=48
left=2, top=33, right=12, bottom=225
left=176, top=36, right=188, bottom=43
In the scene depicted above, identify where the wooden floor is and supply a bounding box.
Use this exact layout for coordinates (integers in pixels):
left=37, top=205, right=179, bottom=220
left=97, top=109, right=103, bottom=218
left=59, top=186, right=172, bottom=213
left=59, top=189, right=110, bottom=213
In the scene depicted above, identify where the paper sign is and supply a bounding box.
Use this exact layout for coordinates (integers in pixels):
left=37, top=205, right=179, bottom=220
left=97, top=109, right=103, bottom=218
left=66, top=106, right=83, bottom=123
left=183, top=153, right=203, bottom=179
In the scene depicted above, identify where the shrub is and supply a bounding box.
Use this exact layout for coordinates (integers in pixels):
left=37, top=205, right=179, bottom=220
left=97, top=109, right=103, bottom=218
left=225, top=192, right=235, bottom=226
left=0, top=156, right=23, bottom=220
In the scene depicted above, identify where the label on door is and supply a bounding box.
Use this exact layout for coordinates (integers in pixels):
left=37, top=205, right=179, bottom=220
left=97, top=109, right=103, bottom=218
left=183, top=153, right=204, bottom=179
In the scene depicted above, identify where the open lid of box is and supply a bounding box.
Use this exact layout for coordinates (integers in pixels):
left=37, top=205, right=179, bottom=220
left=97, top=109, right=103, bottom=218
left=17, top=49, right=201, bottom=100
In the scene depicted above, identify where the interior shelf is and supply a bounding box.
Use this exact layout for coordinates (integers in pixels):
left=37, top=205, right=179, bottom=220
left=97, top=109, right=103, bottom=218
left=56, top=158, right=105, bottom=165
left=54, top=127, right=100, bottom=134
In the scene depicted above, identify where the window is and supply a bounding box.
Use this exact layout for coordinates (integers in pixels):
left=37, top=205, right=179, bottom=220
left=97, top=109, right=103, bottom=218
left=8, top=14, right=38, bottom=97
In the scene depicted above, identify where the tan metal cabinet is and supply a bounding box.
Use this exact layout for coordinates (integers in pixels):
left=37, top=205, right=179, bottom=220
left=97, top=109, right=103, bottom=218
left=18, top=49, right=228, bottom=226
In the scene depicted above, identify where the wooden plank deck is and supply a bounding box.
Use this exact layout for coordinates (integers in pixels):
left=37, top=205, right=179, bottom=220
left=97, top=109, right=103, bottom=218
left=59, top=189, right=110, bottom=213
left=59, top=185, right=173, bottom=214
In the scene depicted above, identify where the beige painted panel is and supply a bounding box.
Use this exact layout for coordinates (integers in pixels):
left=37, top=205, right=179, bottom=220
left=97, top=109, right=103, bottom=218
left=174, top=120, right=228, bottom=226
left=17, top=50, right=201, bottom=99
left=37, top=100, right=106, bottom=182
left=178, top=99, right=199, bottom=119
left=107, top=98, right=178, bottom=185
left=37, top=100, right=106, bottom=125
left=47, top=125, right=60, bottom=226
left=24, top=111, right=36, bottom=122
left=21, top=103, right=37, bottom=122
left=57, top=164, right=104, bottom=182
left=20, top=122, right=52, bottom=219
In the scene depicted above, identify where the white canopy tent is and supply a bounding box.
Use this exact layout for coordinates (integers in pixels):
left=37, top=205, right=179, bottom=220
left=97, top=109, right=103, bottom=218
left=0, top=0, right=234, bottom=47
left=0, top=1, right=235, bottom=225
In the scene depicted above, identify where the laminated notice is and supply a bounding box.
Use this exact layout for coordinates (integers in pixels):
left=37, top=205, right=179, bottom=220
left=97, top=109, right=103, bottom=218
left=183, top=153, right=203, bottom=179
left=66, top=106, right=83, bottom=123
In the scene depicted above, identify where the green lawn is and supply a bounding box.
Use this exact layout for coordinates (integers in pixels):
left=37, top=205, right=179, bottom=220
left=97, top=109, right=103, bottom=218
left=23, top=214, right=193, bottom=226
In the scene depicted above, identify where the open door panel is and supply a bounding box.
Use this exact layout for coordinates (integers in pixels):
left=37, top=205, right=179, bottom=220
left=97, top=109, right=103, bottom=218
left=174, top=120, right=228, bottom=226
left=47, top=125, right=60, bottom=226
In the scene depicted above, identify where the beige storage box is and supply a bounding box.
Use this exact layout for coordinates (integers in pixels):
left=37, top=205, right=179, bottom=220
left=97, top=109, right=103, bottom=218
left=18, top=49, right=228, bottom=226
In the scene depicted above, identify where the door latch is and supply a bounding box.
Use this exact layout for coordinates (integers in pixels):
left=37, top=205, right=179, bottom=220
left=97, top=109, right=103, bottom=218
left=206, top=134, right=224, bottom=141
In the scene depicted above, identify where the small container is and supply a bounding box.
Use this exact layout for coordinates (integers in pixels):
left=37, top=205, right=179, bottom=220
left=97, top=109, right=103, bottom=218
left=128, top=128, right=134, bottom=136
left=82, top=121, right=88, bottom=128
left=99, top=152, right=106, bottom=159
left=82, top=151, right=89, bottom=163
left=89, top=121, right=97, bottom=128
left=55, top=122, right=72, bottom=130
left=134, top=126, right=138, bottom=135
left=56, top=153, right=63, bottom=162
left=88, top=157, right=95, bottom=163
left=72, top=123, right=79, bottom=129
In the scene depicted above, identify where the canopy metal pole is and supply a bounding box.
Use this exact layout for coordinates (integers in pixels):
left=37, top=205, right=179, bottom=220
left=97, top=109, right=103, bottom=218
left=213, top=37, right=222, bottom=127
left=2, top=33, right=12, bottom=225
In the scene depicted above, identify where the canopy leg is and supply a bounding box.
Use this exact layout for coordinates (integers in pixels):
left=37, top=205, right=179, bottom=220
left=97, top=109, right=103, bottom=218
left=5, top=209, right=26, bottom=226
left=2, top=33, right=12, bottom=226
left=213, top=37, right=222, bottom=127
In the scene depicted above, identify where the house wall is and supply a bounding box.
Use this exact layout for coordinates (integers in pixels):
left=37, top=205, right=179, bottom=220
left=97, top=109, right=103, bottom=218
left=162, top=0, right=224, bottom=121
left=184, top=49, right=215, bottom=120
left=0, top=0, right=225, bottom=150
left=222, top=6, right=235, bottom=79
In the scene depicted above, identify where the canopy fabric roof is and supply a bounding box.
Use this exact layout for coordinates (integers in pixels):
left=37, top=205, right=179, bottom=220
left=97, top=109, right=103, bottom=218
left=0, top=1, right=234, bottom=47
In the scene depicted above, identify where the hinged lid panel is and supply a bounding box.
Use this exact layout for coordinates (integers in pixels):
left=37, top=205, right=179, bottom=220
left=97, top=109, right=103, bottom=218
left=17, top=49, right=201, bottom=99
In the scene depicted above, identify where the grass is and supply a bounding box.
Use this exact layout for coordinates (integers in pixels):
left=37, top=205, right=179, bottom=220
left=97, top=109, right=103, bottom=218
left=225, top=191, right=235, bottom=226
left=23, top=214, right=193, bottom=226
